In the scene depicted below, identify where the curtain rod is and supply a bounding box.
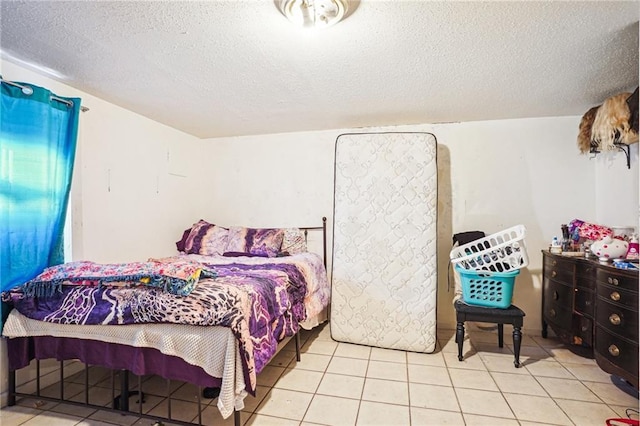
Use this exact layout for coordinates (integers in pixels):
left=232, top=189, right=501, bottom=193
left=0, top=77, right=89, bottom=112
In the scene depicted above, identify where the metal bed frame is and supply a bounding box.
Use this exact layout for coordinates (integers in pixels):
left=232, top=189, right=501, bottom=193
left=8, top=340, right=302, bottom=426
left=6, top=217, right=328, bottom=426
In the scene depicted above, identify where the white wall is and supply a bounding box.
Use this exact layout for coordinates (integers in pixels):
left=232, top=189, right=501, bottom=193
left=195, top=130, right=336, bottom=228
left=0, top=60, right=202, bottom=406
left=594, top=145, right=639, bottom=228
left=193, top=130, right=337, bottom=262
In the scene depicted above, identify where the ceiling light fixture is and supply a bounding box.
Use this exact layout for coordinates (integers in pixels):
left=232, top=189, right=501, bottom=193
left=277, top=0, right=349, bottom=29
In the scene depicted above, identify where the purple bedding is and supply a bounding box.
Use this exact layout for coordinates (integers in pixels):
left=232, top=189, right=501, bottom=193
left=5, top=255, right=323, bottom=393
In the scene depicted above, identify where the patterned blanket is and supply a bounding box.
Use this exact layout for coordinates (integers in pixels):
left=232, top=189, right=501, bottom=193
left=4, top=253, right=328, bottom=393
left=16, top=259, right=211, bottom=297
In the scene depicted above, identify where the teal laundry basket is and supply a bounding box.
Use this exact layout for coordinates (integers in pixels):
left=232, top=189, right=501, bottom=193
left=455, top=265, right=519, bottom=309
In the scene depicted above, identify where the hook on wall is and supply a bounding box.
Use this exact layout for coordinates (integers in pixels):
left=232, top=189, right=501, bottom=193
left=589, top=143, right=632, bottom=169
left=614, top=142, right=631, bottom=169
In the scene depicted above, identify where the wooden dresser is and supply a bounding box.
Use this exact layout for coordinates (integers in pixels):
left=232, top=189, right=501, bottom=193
left=542, top=251, right=638, bottom=388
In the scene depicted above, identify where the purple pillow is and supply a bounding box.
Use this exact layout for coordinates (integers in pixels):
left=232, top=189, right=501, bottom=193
left=184, top=220, right=229, bottom=256
left=224, top=227, right=284, bottom=258
left=175, top=228, right=192, bottom=252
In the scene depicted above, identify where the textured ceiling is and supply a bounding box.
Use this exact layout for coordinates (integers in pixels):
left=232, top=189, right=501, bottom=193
left=1, top=1, right=638, bottom=139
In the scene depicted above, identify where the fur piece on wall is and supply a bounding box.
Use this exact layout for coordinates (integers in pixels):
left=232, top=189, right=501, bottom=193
left=577, top=105, right=600, bottom=154
left=591, top=92, right=639, bottom=151
left=627, top=87, right=639, bottom=133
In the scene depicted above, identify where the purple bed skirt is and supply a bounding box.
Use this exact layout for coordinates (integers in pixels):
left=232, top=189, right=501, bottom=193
left=7, top=336, right=224, bottom=389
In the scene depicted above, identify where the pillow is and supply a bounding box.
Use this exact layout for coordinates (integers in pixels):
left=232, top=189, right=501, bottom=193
left=224, top=227, right=284, bottom=258
left=280, top=228, right=307, bottom=255
left=184, top=220, right=229, bottom=256
left=175, top=228, right=192, bottom=252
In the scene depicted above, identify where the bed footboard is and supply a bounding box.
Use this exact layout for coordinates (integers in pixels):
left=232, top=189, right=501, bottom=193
left=6, top=329, right=304, bottom=426
left=6, top=330, right=309, bottom=426
left=7, top=361, right=242, bottom=426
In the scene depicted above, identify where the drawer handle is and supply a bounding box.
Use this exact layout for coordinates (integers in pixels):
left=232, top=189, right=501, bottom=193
left=585, top=300, right=591, bottom=306
left=552, top=260, right=557, bottom=266
left=609, top=314, right=621, bottom=326
left=549, top=308, right=556, bottom=318
left=553, top=291, right=559, bottom=300
left=607, top=277, right=619, bottom=285
left=608, top=345, right=620, bottom=357
left=551, top=271, right=557, bottom=278
left=610, top=291, right=621, bottom=302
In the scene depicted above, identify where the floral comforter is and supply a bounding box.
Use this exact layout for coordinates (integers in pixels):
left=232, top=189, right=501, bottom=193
left=4, top=252, right=330, bottom=393
left=15, top=259, right=211, bottom=297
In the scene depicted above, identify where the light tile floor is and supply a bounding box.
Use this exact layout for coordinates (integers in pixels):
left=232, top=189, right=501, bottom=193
left=1, top=322, right=638, bottom=426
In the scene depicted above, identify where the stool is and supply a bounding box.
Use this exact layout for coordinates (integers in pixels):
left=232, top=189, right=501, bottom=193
left=454, top=300, right=526, bottom=368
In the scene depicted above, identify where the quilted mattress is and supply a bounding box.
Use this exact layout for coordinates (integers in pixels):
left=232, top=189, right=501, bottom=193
left=331, top=132, right=438, bottom=353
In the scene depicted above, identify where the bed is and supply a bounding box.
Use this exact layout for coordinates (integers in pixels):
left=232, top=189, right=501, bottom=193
left=2, top=218, right=329, bottom=425
left=330, top=132, right=438, bottom=353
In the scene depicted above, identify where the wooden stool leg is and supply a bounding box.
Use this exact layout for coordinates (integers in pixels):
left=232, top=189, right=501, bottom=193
left=456, top=322, right=465, bottom=361
left=498, top=323, right=504, bottom=348
left=513, top=326, right=522, bottom=368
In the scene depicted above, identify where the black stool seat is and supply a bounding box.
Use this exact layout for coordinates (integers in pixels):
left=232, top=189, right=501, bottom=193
left=454, top=300, right=526, bottom=367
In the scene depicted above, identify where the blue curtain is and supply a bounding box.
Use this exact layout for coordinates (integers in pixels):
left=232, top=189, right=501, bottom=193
left=0, top=79, right=81, bottom=295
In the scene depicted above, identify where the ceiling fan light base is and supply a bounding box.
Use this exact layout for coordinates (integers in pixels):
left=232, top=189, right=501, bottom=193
left=277, top=0, right=349, bottom=29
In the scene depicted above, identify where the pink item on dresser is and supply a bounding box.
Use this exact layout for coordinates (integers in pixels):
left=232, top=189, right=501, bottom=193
left=568, top=219, right=613, bottom=242
left=626, top=234, right=639, bottom=259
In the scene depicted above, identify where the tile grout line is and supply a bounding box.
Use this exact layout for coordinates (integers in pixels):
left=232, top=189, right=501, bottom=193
left=442, top=347, right=467, bottom=425
left=515, top=341, right=579, bottom=426
left=475, top=340, right=519, bottom=424
left=554, top=358, right=622, bottom=407
left=299, top=334, right=338, bottom=425
left=468, top=331, right=598, bottom=426
left=351, top=344, right=371, bottom=426
left=307, top=337, right=334, bottom=425
left=404, top=349, right=413, bottom=426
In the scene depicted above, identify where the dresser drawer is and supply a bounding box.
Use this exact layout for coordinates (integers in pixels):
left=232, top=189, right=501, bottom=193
left=545, top=303, right=573, bottom=330
left=575, top=262, right=596, bottom=279
left=575, top=287, right=595, bottom=317
left=596, top=268, right=638, bottom=292
left=543, top=279, right=573, bottom=328
left=596, top=298, right=638, bottom=341
left=595, top=328, right=639, bottom=378
left=544, top=256, right=574, bottom=284
left=544, top=278, right=573, bottom=307
left=597, top=283, right=638, bottom=311
left=575, top=263, right=596, bottom=290
left=572, top=315, right=593, bottom=347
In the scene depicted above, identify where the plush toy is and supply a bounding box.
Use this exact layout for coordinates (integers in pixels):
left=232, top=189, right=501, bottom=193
left=591, top=92, right=639, bottom=151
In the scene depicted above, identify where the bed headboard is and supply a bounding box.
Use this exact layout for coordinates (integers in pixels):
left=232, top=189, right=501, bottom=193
left=300, top=217, right=327, bottom=268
